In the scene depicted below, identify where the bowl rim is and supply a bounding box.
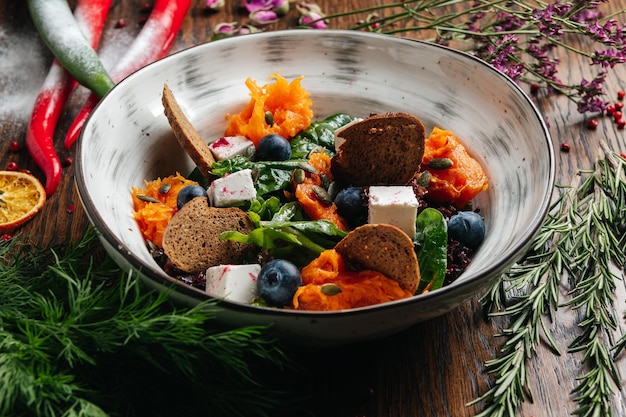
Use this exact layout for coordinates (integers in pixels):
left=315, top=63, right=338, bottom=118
left=75, top=29, right=556, bottom=317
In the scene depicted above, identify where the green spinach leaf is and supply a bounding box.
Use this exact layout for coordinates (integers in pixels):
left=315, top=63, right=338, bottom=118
left=415, top=208, right=448, bottom=293
left=290, top=113, right=355, bottom=158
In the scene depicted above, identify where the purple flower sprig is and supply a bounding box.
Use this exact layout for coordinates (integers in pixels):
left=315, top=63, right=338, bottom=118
left=206, top=1, right=625, bottom=115
left=209, top=1, right=327, bottom=40
left=320, top=0, right=626, bottom=115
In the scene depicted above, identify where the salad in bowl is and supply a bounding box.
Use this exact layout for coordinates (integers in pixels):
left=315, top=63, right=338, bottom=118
left=75, top=30, right=554, bottom=345
left=131, top=73, right=489, bottom=312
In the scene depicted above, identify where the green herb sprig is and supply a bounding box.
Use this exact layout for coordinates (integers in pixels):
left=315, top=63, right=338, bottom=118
left=0, top=228, right=291, bottom=417
left=472, top=142, right=626, bottom=417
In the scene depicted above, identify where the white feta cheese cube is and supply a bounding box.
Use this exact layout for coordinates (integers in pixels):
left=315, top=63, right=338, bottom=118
left=205, top=264, right=261, bottom=303
left=208, top=135, right=254, bottom=161
left=368, top=186, right=419, bottom=238
left=209, top=168, right=257, bottom=207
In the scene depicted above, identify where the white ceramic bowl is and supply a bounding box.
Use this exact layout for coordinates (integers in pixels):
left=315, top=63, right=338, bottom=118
left=76, top=30, right=554, bottom=346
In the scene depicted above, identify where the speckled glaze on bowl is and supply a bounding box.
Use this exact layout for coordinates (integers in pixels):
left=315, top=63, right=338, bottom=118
left=76, top=30, right=554, bottom=346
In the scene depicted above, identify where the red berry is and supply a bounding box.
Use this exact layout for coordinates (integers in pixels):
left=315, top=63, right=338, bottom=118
left=618, top=90, right=625, bottom=100
left=615, top=101, right=624, bottom=110
left=66, top=204, right=76, bottom=214
left=6, top=161, right=18, bottom=171
left=9, top=141, right=20, bottom=152
left=560, top=143, right=571, bottom=152
left=617, top=119, right=626, bottom=129
left=61, top=157, right=73, bottom=167
left=606, top=104, right=616, bottom=115
left=115, top=18, right=126, bottom=28
left=620, top=153, right=626, bottom=159
left=614, top=111, right=622, bottom=121
left=530, top=83, right=540, bottom=95
left=587, top=119, right=599, bottom=130
left=1, top=234, right=12, bottom=241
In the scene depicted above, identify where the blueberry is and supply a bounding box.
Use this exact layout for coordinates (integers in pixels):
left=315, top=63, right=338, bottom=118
left=447, top=211, right=485, bottom=249
left=334, top=187, right=367, bottom=228
left=255, top=134, right=292, bottom=161
left=176, top=185, right=208, bottom=209
left=257, top=259, right=302, bottom=307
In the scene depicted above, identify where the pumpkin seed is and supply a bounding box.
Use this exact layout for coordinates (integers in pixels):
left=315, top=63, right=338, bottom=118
left=298, top=161, right=319, bottom=175
left=417, top=170, right=431, bottom=187
left=312, top=185, right=332, bottom=205
left=426, top=157, right=454, bottom=170
left=251, top=166, right=261, bottom=183
left=158, top=182, right=172, bottom=194
left=320, top=283, right=342, bottom=296
left=327, top=181, right=340, bottom=201
left=306, top=146, right=324, bottom=158
left=244, top=144, right=256, bottom=159
left=264, top=111, right=274, bottom=126
left=320, top=172, right=330, bottom=189
left=136, top=194, right=160, bottom=203
left=291, top=168, right=306, bottom=184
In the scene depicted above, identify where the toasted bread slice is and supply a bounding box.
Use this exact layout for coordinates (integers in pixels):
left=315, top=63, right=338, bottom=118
left=162, top=197, right=255, bottom=273
left=331, top=112, right=425, bottom=186
left=162, top=84, right=216, bottom=178
left=335, top=223, right=420, bottom=293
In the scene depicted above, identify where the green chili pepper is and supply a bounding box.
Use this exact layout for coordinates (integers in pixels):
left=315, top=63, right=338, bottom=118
left=27, top=0, right=115, bottom=98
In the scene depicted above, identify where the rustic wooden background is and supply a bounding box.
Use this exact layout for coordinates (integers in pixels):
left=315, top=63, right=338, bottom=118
left=1, top=1, right=626, bottom=416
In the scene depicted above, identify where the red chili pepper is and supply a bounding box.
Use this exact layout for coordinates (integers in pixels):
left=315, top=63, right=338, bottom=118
left=25, top=0, right=112, bottom=196
left=64, top=0, right=191, bottom=149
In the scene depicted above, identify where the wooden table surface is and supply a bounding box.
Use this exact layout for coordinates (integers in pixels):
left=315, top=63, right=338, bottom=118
left=2, top=1, right=626, bottom=416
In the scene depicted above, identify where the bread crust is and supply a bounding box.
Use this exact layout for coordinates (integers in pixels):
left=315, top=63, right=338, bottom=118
left=162, top=84, right=216, bottom=178
left=162, top=197, right=256, bottom=273
left=334, top=223, right=420, bottom=293
left=331, top=112, right=425, bottom=186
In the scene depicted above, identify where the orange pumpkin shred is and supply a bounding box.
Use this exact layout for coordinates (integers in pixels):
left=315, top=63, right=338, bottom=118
left=132, top=173, right=198, bottom=247
left=292, top=249, right=414, bottom=311
left=225, top=72, right=314, bottom=146
left=422, top=127, right=488, bottom=208
left=294, top=152, right=348, bottom=231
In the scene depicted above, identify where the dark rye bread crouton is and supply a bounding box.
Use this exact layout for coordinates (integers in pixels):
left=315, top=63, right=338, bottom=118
left=162, top=83, right=216, bottom=178
left=335, top=224, right=420, bottom=294
left=331, top=112, right=426, bottom=186
left=162, top=197, right=255, bottom=274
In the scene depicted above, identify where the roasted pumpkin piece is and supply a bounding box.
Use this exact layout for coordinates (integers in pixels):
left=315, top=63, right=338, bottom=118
left=225, top=72, right=313, bottom=145
left=132, top=173, right=198, bottom=246
left=292, top=249, right=413, bottom=311
left=294, top=151, right=348, bottom=231
left=422, top=127, right=488, bottom=208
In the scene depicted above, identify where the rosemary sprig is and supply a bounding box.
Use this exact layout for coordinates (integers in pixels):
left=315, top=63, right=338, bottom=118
left=0, top=228, right=291, bottom=417
left=473, top=142, right=626, bottom=417
left=564, top=145, right=626, bottom=417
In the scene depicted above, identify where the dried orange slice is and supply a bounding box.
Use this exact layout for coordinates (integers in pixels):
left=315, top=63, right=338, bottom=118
left=0, top=171, right=46, bottom=231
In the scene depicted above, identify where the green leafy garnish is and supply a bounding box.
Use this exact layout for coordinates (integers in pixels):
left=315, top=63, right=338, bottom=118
left=0, top=228, right=291, bottom=417
left=222, top=212, right=347, bottom=267
left=200, top=114, right=355, bottom=199
left=211, top=156, right=309, bottom=196
left=414, top=207, right=448, bottom=293
left=472, top=143, right=626, bottom=417
left=289, top=113, right=355, bottom=158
